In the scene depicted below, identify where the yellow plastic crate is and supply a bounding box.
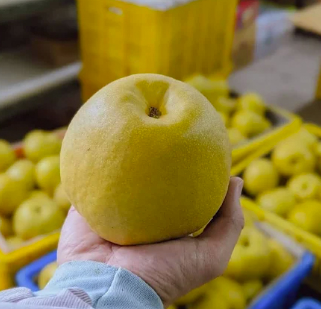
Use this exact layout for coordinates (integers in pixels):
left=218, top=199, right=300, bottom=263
left=0, top=233, right=60, bottom=276
left=80, top=77, right=104, bottom=103
left=232, top=106, right=302, bottom=164
left=77, top=0, right=237, bottom=86
left=241, top=197, right=321, bottom=292
left=235, top=124, right=321, bottom=288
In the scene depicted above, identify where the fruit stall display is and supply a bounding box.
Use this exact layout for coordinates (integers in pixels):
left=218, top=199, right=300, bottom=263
left=0, top=129, right=69, bottom=277
left=185, top=75, right=301, bottom=163
left=235, top=124, right=321, bottom=289
left=0, top=71, right=319, bottom=304
left=15, top=211, right=315, bottom=309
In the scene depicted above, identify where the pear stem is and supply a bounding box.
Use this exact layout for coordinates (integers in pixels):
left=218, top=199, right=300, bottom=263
left=148, top=107, right=162, bottom=119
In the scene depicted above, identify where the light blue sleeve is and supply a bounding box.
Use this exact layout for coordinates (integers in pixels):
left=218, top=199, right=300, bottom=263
left=36, top=261, right=164, bottom=309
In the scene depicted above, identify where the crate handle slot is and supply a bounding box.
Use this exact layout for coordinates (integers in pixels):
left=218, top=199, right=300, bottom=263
left=107, top=7, right=123, bottom=15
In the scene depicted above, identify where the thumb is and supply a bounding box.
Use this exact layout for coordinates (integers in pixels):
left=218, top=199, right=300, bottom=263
left=57, top=206, right=103, bottom=264
left=198, top=177, right=244, bottom=277
left=201, top=177, right=244, bottom=239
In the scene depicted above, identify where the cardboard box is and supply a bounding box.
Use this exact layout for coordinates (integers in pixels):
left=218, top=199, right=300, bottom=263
left=291, top=3, right=321, bottom=35
left=233, top=23, right=256, bottom=69
left=236, top=0, right=260, bottom=29
left=233, top=0, right=259, bottom=69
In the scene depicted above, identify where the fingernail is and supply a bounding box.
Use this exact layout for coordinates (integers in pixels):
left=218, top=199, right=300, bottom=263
left=235, top=177, right=244, bottom=196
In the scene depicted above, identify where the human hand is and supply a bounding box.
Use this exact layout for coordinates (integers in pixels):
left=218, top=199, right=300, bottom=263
left=58, top=177, right=244, bottom=308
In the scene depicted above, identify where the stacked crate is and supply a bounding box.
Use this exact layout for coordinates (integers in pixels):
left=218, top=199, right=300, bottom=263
left=77, top=0, right=238, bottom=101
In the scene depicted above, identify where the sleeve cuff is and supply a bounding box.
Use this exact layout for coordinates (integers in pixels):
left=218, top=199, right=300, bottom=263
left=36, top=261, right=163, bottom=309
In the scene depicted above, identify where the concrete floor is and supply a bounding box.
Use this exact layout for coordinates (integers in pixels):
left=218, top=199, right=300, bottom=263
left=230, top=33, right=321, bottom=112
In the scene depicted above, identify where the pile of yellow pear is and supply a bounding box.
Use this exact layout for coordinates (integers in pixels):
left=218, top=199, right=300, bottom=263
left=242, top=128, right=321, bottom=236
left=169, top=211, right=294, bottom=309
left=0, top=130, right=71, bottom=250
left=185, top=75, right=272, bottom=147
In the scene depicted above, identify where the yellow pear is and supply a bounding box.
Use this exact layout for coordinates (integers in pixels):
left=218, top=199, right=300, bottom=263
left=231, top=110, right=271, bottom=138
left=242, top=209, right=255, bottom=227
left=0, top=174, right=29, bottom=216
left=284, top=128, right=318, bottom=152
left=0, top=140, right=16, bottom=172
left=272, top=140, right=316, bottom=177
left=189, top=289, right=229, bottom=309
left=287, top=200, right=321, bottom=235
left=218, top=112, right=229, bottom=127
left=38, top=262, right=58, bottom=289
left=287, top=173, right=321, bottom=201
left=6, top=159, right=35, bottom=190
left=257, top=187, right=296, bottom=217
left=13, top=198, right=65, bottom=240
left=175, top=284, right=208, bottom=305
left=23, top=130, right=61, bottom=163
left=225, top=226, right=271, bottom=281
left=243, top=159, right=279, bottom=197
left=36, top=156, right=60, bottom=196
left=53, top=184, right=71, bottom=211
left=61, top=74, right=231, bottom=245
left=185, top=75, right=229, bottom=103
left=0, top=216, right=12, bottom=238
left=29, top=190, right=51, bottom=201
left=237, top=93, right=266, bottom=116
left=242, top=280, right=263, bottom=302
left=267, top=239, right=294, bottom=280
left=214, top=96, right=237, bottom=115
left=209, top=277, right=246, bottom=309
left=228, top=128, right=246, bottom=146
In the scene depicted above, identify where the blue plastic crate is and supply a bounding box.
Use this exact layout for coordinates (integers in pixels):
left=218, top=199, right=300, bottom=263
left=15, top=250, right=57, bottom=291
left=292, top=299, right=321, bottom=309
left=249, top=252, right=315, bottom=309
